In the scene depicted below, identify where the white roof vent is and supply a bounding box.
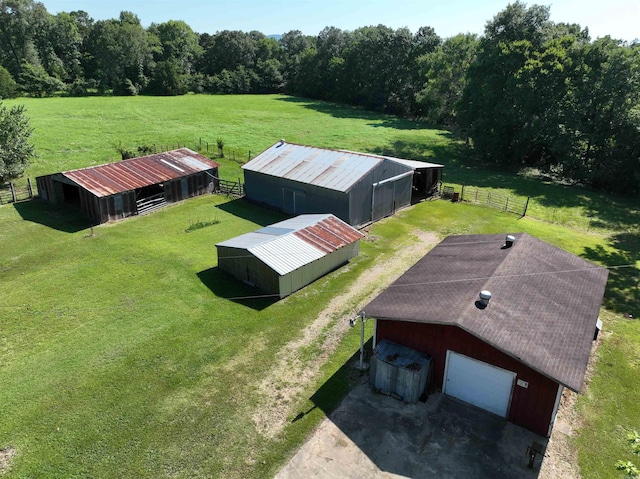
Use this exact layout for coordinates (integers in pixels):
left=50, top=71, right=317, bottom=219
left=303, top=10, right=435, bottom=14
left=477, top=290, right=492, bottom=309
left=502, top=234, right=516, bottom=249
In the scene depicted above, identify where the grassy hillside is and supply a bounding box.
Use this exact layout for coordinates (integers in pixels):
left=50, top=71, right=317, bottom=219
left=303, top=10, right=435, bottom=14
left=0, top=94, right=638, bottom=478
left=7, top=94, right=637, bottom=236
left=5, top=94, right=453, bottom=181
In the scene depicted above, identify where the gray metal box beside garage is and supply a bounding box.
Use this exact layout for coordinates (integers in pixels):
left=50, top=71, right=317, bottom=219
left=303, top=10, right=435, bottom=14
left=370, top=339, right=431, bottom=403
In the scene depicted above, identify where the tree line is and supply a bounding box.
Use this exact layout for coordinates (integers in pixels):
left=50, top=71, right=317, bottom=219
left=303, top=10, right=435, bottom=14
left=0, top=0, right=638, bottom=194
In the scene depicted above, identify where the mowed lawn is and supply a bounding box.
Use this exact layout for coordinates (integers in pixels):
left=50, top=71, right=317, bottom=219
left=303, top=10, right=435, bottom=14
left=0, top=94, right=639, bottom=478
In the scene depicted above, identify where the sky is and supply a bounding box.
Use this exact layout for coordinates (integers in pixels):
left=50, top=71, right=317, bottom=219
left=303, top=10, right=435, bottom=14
left=42, top=0, right=638, bottom=42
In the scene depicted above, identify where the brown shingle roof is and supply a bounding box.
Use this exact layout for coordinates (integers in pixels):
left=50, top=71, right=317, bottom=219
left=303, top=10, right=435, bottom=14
left=62, top=148, right=219, bottom=197
left=364, top=233, right=609, bottom=392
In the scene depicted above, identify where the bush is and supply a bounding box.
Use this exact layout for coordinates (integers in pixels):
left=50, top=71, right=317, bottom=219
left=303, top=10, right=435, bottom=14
left=113, top=78, right=138, bottom=96
left=0, top=66, right=18, bottom=99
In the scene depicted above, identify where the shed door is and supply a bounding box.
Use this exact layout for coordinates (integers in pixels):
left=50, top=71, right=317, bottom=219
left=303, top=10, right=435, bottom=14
left=372, top=181, right=395, bottom=222
left=443, top=351, right=515, bottom=417
left=282, top=188, right=295, bottom=214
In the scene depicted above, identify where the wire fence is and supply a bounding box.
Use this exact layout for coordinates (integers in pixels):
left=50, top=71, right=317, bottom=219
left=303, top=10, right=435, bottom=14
left=441, top=184, right=529, bottom=217
left=0, top=179, right=34, bottom=205
left=146, top=139, right=254, bottom=165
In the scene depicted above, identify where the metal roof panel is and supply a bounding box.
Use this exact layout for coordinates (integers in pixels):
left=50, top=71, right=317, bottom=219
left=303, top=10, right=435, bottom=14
left=250, top=235, right=325, bottom=275
left=243, top=142, right=385, bottom=192
left=61, top=149, right=219, bottom=197
left=216, top=214, right=363, bottom=275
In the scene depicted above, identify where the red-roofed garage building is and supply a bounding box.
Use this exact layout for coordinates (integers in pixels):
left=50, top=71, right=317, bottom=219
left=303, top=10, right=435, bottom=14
left=36, top=149, right=219, bottom=224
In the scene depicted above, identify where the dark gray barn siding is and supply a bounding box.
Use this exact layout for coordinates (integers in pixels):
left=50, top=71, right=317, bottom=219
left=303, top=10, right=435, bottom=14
left=244, top=159, right=413, bottom=227
left=244, top=171, right=351, bottom=223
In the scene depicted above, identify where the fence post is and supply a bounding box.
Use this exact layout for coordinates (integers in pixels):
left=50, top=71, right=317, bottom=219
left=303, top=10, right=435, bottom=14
left=522, top=197, right=530, bottom=217
left=27, top=178, right=33, bottom=198
left=461, top=185, right=465, bottom=201
left=199, top=138, right=202, bottom=150
left=248, top=150, right=251, bottom=161
left=10, top=182, right=16, bottom=202
left=505, top=197, right=509, bottom=211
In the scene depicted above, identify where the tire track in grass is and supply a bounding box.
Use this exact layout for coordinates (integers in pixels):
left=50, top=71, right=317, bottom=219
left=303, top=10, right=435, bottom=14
left=252, top=230, right=439, bottom=438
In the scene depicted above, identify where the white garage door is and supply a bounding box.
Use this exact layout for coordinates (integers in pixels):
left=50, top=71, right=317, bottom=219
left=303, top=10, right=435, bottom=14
left=443, top=351, right=516, bottom=417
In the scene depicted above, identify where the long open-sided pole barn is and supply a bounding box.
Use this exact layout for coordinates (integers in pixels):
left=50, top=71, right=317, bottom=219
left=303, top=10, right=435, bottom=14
left=36, top=149, right=219, bottom=224
left=364, top=233, right=609, bottom=437
left=242, top=141, right=443, bottom=228
left=216, top=214, right=363, bottom=299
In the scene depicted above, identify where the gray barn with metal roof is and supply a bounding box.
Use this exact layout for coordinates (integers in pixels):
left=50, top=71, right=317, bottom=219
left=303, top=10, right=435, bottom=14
left=216, top=214, right=363, bottom=298
left=36, top=149, right=219, bottom=224
left=242, top=141, right=442, bottom=227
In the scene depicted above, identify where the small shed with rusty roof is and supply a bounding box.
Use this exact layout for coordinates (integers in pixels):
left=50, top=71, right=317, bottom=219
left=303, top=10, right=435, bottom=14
left=216, top=214, right=364, bottom=298
left=364, top=233, right=609, bottom=437
left=36, top=149, right=219, bottom=224
left=242, top=141, right=441, bottom=227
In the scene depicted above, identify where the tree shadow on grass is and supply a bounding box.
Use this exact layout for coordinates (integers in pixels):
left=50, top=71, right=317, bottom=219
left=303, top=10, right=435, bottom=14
left=582, top=231, right=640, bottom=319
left=369, top=137, right=466, bottom=167
left=274, top=96, right=434, bottom=130
left=13, top=199, right=92, bottom=233
left=196, top=266, right=278, bottom=311
left=380, top=139, right=640, bottom=232
left=215, top=197, right=287, bottom=226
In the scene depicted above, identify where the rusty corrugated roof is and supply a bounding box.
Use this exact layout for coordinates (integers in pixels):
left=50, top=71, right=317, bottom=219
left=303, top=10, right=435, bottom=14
left=216, top=214, right=364, bottom=275
left=61, top=149, right=219, bottom=197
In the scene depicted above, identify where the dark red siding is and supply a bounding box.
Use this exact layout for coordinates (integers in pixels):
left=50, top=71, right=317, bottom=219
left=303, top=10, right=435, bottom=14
left=377, top=320, right=560, bottom=437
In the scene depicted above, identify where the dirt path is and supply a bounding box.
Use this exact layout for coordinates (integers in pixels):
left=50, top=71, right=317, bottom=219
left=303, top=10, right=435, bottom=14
left=252, top=224, right=591, bottom=479
left=252, top=228, right=439, bottom=438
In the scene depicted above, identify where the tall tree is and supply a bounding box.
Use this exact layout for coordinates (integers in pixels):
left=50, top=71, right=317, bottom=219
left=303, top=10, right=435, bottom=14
left=566, top=37, right=640, bottom=192
left=417, top=33, right=478, bottom=125
left=198, top=30, right=256, bottom=76
left=309, top=26, right=351, bottom=100
left=149, top=20, right=201, bottom=73
left=0, top=100, right=36, bottom=183
left=459, top=2, right=555, bottom=166
left=0, top=0, right=42, bottom=78
left=338, top=25, right=417, bottom=114
left=84, top=11, right=155, bottom=93
left=279, top=30, right=314, bottom=93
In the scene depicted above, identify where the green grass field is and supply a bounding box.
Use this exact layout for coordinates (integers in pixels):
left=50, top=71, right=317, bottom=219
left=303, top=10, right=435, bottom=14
left=1, top=94, right=639, bottom=478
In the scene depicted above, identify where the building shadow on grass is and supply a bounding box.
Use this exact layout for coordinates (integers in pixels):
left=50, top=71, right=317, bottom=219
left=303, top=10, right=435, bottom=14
left=197, top=266, right=278, bottom=311
left=582, top=231, right=640, bottom=319
left=281, top=342, right=545, bottom=479
left=215, top=197, right=287, bottom=226
left=13, top=200, right=92, bottom=233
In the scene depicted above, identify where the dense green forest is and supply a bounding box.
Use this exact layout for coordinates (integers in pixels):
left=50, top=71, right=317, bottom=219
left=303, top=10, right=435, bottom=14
left=0, top=0, right=639, bottom=194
